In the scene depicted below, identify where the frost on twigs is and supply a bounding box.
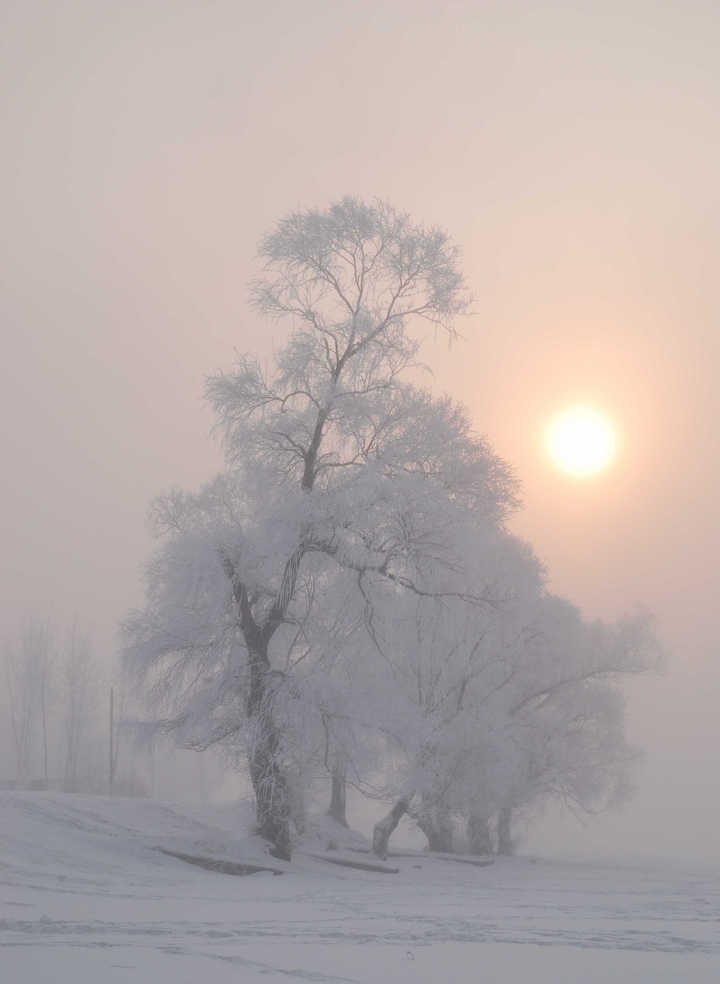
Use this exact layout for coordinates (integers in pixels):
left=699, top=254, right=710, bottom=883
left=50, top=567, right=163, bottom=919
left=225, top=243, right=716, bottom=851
left=123, top=197, right=659, bottom=863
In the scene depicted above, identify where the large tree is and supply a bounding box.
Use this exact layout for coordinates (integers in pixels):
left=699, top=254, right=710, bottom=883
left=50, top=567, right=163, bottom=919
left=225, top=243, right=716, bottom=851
left=124, top=197, right=658, bottom=862
left=123, top=197, right=515, bottom=859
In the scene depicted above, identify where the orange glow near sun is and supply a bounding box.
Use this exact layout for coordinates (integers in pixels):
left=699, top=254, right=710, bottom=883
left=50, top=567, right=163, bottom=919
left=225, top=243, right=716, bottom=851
left=546, top=405, right=617, bottom=478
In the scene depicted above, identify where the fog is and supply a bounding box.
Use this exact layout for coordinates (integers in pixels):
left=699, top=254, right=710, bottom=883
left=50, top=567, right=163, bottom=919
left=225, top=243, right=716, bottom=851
left=2, top=1, right=718, bottom=861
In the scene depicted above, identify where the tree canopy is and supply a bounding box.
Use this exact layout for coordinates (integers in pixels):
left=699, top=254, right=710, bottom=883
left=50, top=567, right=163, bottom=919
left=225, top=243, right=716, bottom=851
left=123, top=197, right=659, bottom=860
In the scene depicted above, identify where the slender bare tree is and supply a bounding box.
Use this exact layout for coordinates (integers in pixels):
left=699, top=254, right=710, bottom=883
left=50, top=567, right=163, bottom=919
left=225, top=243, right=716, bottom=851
left=3, top=618, right=53, bottom=786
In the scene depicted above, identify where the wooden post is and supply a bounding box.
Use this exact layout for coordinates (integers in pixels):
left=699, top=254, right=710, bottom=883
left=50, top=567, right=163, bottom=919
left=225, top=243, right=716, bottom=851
left=40, top=674, right=49, bottom=785
left=109, top=687, right=114, bottom=791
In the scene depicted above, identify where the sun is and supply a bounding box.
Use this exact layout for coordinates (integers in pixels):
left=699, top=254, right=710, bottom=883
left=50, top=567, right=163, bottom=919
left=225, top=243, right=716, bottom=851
left=545, top=405, right=617, bottom=477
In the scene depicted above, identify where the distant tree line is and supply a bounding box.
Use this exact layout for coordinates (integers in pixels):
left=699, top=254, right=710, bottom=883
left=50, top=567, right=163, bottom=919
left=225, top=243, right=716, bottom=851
left=1, top=617, right=142, bottom=795
left=2, top=617, right=99, bottom=790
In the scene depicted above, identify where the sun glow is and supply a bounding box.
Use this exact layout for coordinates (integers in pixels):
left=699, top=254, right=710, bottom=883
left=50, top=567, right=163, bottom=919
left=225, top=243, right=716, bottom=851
left=546, top=406, right=617, bottom=478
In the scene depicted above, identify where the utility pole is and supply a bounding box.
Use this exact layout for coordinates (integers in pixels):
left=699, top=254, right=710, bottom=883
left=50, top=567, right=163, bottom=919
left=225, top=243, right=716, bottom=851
left=109, top=687, right=114, bottom=792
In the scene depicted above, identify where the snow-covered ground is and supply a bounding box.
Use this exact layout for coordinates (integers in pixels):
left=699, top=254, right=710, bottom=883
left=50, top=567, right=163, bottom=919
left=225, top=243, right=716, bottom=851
left=1, top=792, right=718, bottom=982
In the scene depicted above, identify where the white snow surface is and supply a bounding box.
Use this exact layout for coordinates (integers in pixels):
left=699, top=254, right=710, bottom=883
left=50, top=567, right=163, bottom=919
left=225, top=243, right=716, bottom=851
left=1, top=792, right=718, bottom=982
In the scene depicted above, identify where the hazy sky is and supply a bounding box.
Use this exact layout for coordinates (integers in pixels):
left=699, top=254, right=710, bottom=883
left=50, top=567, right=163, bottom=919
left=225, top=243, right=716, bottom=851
left=2, top=1, right=719, bottom=858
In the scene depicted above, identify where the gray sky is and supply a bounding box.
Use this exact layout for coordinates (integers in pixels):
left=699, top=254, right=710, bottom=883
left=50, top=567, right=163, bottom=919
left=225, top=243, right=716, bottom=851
left=2, top=1, right=718, bottom=858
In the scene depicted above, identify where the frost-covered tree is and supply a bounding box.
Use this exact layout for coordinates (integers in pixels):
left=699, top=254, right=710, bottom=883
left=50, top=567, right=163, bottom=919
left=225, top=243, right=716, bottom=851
left=61, top=620, right=98, bottom=792
left=123, top=197, right=659, bottom=863
left=358, top=533, right=542, bottom=857
left=123, top=197, right=517, bottom=859
left=485, top=600, right=659, bottom=853
left=362, top=586, right=659, bottom=857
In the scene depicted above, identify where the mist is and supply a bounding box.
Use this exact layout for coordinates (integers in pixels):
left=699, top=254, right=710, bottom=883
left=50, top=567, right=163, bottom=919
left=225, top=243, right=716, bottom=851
left=2, top=6, right=720, bottom=978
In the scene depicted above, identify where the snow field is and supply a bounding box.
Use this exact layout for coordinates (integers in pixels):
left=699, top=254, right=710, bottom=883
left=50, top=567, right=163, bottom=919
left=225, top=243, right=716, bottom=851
left=1, top=792, right=718, bottom=982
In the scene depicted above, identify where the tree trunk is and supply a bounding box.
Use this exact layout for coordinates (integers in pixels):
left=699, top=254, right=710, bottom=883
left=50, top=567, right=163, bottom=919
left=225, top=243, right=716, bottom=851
left=497, top=806, right=513, bottom=855
left=287, top=769, right=306, bottom=835
left=372, top=797, right=409, bottom=859
left=420, top=821, right=454, bottom=853
left=467, top=813, right=493, bottom=855
left=327, top=769, right=348, bottom=827
left=227, top=560, right=296, bottom=861
left=416, top=801, right=454, bottom=852
left=248, top=715, right=292, bottom=860
left=246, top=656, right=292, bottom=861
